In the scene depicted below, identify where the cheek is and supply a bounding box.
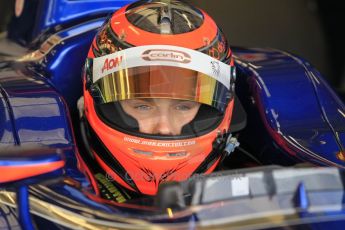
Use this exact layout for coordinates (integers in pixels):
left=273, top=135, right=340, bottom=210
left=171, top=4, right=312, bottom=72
left=136, top=117, right=155, bottom=133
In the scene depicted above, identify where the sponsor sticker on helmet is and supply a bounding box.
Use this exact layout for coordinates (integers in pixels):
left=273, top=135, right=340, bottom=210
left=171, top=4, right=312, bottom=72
left=102, top=56, right=123, bottom=73
left=142, top=49, right=191, bottom=63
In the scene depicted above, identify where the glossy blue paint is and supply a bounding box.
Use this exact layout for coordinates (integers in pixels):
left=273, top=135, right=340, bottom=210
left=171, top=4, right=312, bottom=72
left=0, top=65, right=75, bottom=150
left=32, top=0, right=135, bottom=38
left=0, top=154, right=62, bottom=167
left=306, top=66, right=345, bottom=152
left=17, top=186, right=34, bottom=230
left=35, top=18, right=105, bottom=109
left=233, top=47, right=345, bottom=167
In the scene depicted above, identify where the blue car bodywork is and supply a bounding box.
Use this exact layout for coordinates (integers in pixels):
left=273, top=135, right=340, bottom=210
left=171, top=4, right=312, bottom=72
left=1, top=0, right=345, bottom=229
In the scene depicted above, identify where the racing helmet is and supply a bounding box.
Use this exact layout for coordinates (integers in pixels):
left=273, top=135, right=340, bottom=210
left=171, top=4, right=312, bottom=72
left=82, top=0, right=237, bottom=196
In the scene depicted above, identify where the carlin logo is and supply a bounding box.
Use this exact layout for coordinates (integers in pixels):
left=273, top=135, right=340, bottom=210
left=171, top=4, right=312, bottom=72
left=142, top=49, right=191, bottom=63
left=102, top=56, right=123, bottom=73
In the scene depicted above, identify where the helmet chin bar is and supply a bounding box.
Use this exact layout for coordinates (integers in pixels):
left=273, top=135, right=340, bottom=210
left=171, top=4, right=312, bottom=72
left=79, top=96, right=237, bottom=194
left=80, top=112, right=238, bottom=195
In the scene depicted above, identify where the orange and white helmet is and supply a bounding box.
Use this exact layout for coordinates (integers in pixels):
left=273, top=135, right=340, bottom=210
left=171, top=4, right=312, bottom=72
left=82, top=0, right=237, bottom=195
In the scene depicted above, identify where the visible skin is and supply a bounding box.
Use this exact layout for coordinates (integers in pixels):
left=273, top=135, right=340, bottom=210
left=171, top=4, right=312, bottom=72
left=120, top=98, right=201, bottom=135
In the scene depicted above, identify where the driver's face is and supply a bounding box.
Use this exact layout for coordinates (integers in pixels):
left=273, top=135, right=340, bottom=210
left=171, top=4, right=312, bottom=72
left=120, top=98, right=201, bottom=135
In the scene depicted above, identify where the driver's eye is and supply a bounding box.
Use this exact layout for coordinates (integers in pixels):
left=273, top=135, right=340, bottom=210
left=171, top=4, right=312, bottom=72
left=175, top=102, right=199, bottom=111
left=175, top=105, right=192, bottom=111
left=134, top=105, right=152, bottom=111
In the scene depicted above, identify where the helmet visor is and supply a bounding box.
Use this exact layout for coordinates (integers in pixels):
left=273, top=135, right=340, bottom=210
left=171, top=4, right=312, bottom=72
left=88, top=45, right=235, bottom=112
left=93, top=65, right=231, bottom=112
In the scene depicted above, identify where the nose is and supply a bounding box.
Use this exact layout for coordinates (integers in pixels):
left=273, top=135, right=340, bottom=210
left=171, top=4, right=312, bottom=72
left=154, top=114, right=175, bottom=135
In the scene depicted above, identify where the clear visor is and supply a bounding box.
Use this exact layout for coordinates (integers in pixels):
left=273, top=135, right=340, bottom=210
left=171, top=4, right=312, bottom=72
left=91, top=65, right=231, bottom=112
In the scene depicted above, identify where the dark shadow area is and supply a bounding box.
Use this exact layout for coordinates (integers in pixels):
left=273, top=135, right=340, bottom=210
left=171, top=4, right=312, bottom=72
left=316, top=0, right=345, bottom=98
left=0, top=1, right=14, bottom=33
